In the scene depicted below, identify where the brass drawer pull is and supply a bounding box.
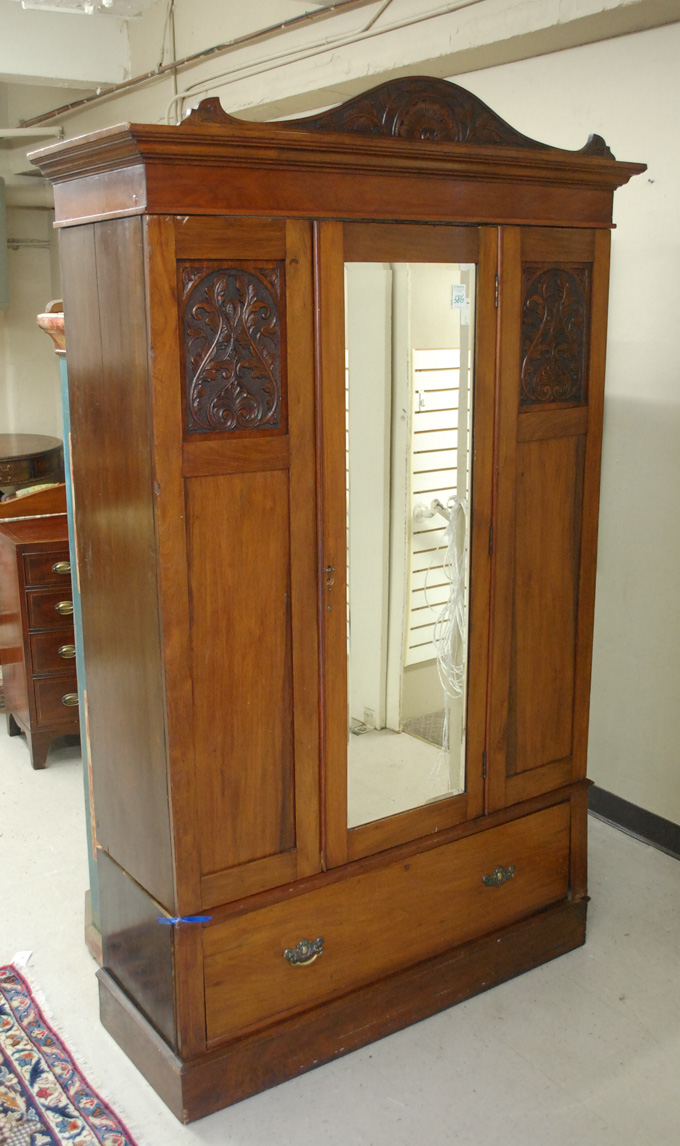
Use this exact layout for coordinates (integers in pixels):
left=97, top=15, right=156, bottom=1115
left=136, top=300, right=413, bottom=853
left=52, top=560, right=71, bottom=575
left=55, top=600, right=74, bottom=616
left=483, top=864, right=516, bottom=888
left=58, top=644, right=76, bottom=659
left=283, top=937, right=324, bottom=967
left=61, top=693, right=79, bottom=707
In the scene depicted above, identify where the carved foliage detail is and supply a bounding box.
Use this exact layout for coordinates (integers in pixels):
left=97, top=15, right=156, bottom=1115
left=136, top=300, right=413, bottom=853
left=182, top=265, right=283, bottom=433
left=289, top=77, right=549, bottom=149
left=520, top=266, right=590, bottom=405
left=176, top=84, right=615, bottom=157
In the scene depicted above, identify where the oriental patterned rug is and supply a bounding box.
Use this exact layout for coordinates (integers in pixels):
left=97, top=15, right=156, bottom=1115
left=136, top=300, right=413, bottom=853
left=0, top=966, right=138, bottom=1146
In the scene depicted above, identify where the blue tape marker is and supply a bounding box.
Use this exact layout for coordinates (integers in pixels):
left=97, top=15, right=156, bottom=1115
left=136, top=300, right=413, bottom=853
left=157, top=915, right=212, bottom=925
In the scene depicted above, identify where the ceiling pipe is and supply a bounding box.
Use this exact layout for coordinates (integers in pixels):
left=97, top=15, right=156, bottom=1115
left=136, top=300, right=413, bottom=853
left=165, top=0, right=484, bottom=124
left=20, top=0, right=380, bottom=127
left=166, top=0, right=397, bottom=123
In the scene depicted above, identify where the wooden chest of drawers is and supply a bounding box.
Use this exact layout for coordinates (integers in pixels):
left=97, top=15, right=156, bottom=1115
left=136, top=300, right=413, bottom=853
left=0, top=515, right=80, bottom=768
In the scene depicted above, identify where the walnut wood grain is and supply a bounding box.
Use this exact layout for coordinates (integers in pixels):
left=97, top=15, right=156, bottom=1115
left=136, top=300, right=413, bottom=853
left=60, top=219, right=175, bottom=907
left=205, top=802, right=570, bottom=1044
left=572, top=230, right=611, bottom=774
left=98, top=851, right=177, bottom=1050
left=30, top=95, right=645, bottom=234
left=486, top=227, right=604, bottom=813
left=30, top=75, right=640, bottom=1122
left=188, top=468, right=296, bottom=875
left=276, top=78, right=613, bottom=157
left=520, top=265, right=590, bottom=405
left=315, top=221, right=348, bottom=870
left=174, top=216, right=285, bottom=260
left=201, top=852, right=299, bottom=914
left=508, top=432, right=585, bottom=772
left=0, top=434, right=63, bottom=490
left=343, top=222, right=478, bottom=264
left=181, top=262, right=286, bottom=434
left=98, top=897, right=587, bottom=1122
left=181, top=436, right=290, bottom=477
left=0, top=517, right=79, bottom=769
left=30, top=630, right=78, bottom=674
left=486, top=226, right=522, bottom=814
left=285, top=218, right=322, bottom=881
left=203, top=785, right=585, bottom=927
left=517, top=407, right=589, bottom=442
left=144, top=214, right=202, bottom=916
left=0, top=484, right=67, bottom=519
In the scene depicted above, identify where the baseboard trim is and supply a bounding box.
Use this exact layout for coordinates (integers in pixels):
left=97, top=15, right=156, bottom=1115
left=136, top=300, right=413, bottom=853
left=588, top=785, right=680, bottom=861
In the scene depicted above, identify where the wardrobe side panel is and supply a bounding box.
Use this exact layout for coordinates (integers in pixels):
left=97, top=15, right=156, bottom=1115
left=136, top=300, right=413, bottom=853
left=60, top=220, right=175, bottom=909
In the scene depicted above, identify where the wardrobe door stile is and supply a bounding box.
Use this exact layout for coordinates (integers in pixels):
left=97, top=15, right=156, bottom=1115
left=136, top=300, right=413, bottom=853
left=487, top=226, right=609, bottom=811
left=315, top=221, right=349, bottom=870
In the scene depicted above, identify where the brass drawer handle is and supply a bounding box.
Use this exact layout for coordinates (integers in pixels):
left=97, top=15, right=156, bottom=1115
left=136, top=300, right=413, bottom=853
left=58, top=644, right=76, bottom=659
left=61, top=693, right=79, bottom=707
left=55, top=600, right=74, bottom=616
left=283, top=937, right=324, bottom=967
left=52, top=561, right=71, bottom=575
left=483, top=864, right=516, bottom=888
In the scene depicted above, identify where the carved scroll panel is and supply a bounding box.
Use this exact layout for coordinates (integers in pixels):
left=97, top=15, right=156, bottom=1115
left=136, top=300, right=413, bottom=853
left=181, top=263, right=285, bottom=434
left=520, top=265, right=591, bottom=406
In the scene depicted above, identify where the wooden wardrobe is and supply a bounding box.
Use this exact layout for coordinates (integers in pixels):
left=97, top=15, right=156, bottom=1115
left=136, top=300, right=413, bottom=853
left=31, top=78, right=644, bottom=1122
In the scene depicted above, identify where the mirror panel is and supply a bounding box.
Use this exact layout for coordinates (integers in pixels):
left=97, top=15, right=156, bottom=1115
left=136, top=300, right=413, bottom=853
left=346, top=260, right=476, bottom=829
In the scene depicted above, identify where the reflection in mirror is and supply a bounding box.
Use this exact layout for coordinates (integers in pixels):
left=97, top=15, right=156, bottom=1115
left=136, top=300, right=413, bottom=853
left=346, top=260, right=476, bottom=829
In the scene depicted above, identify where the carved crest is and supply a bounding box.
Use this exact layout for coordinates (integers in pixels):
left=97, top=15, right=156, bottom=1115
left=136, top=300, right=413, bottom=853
left=520, top=267, right=590, bottom=405
left=182, top=266, right=284, bottom=433
left=289, top=76, right=550, bottom=148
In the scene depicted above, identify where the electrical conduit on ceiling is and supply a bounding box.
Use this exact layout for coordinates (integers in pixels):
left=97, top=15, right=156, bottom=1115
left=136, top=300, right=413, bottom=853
left=21, top=0, right=488, bottom=128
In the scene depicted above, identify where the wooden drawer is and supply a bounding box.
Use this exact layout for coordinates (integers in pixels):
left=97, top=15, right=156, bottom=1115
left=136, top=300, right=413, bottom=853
left=24, top=552, right=71, bottom=588
left=34, top=674, right=79, bottom=725
left=204, top=801, right=571, bottom=1044
left=26, top=588, right=74, bottom=630
left=30, top=630, right=77, bottom=675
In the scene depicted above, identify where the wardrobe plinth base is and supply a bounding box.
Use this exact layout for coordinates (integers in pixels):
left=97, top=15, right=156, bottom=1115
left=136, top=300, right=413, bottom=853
left=97, top=897, right=587, bottom=1124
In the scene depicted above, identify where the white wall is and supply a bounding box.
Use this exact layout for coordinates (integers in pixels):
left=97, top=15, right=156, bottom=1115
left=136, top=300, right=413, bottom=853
left=458, top=25, right=680, bottom=823
left=0, top=206, right=62, bottom=436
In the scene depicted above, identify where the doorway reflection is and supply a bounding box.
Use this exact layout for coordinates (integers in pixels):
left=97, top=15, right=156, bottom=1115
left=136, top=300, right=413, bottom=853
left=346, top=261, right=476, bottom=828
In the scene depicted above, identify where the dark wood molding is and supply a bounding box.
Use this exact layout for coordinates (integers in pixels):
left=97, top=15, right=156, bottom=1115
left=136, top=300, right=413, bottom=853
left=182, top=79, right=614, bottom=159
left=589, top=786, right=680, bottom=861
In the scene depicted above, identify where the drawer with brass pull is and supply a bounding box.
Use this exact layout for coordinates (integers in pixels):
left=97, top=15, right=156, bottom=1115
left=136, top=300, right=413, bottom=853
left=26, top=588, right=74, bottom=630
left=34, top=674, right=80, bottom=726
left=30, top=631, right=77, bottom=675
left=0, top=519, right=79, bottom=769
left=204, top=801, right=571, bottom=1045
left=24, top=552, right=72, bottom=587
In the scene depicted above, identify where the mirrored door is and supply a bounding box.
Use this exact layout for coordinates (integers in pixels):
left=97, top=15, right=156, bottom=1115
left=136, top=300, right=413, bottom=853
left=317, top=223, right=496, bottom=865
left=345, top=259, right=476, bottom=828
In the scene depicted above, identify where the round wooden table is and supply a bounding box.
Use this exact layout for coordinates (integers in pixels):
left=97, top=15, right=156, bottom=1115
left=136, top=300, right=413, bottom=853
left=0, top=434, right=64, bottom=492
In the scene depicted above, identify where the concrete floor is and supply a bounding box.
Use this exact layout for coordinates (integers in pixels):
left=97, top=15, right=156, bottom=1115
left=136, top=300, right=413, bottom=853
left=1, top=722, right=680, bottom=1146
